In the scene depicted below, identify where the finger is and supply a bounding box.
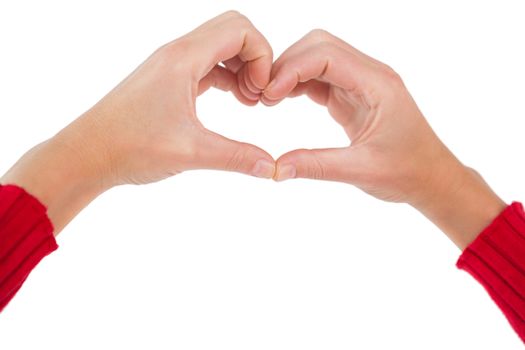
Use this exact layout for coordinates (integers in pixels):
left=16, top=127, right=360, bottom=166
left=194, top=129, right=275, bottom=179
left=262, top=42, right=375, bottom=105
left=220, top=54, right=263, bottom=103
left=286, top=80, right=331, bottom=106
left=224, top=53, right=264, bottom=99
left=198, top=65, right=256, bottom=106
left=274, top=148, right=359, bottom=183
left=188, top=11, right=273, bottom=92
left=261, top=28, right=384, bottom=106
left=234, top=65, right=260, bottom=102
left=270, top=29, right=384, bottom=77
left=223, top=56, right=244, bottom=74
left=198, top=65, right=236, bottom=95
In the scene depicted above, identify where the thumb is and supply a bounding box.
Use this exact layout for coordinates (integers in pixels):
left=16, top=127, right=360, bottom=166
left=274, top=147, right=359, bottom=183
left=194, top=129, right=275, bottom=178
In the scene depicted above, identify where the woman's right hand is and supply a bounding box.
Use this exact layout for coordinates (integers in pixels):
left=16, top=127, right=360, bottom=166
left=262, top=29, right=506, bottom=249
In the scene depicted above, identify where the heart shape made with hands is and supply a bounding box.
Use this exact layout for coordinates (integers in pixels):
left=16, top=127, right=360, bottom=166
left=194, top=25, right=391, bottom=192
left=110, top=11, right=440, bottom=206
left=195, top=27, right=385, bottom=185
left=187, top=12, right=442, bottom=206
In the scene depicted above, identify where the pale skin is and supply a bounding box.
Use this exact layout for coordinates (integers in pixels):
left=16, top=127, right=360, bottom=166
left=261, top=29, right=506, bottom=249
left=0, top=12, right=506, bottom=251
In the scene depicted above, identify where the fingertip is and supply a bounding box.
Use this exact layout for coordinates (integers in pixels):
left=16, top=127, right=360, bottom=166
left=262, top=73, right=295, bottom=103
left=251, top=158, right=276, bottom=179
left=260, top=95, right=282, bottom=106
left=243, top=98, right=260, bottom=107
left=237, top=70, right=261, bottom=101
left=246, top=144, right=275, bottom=179
left=261, top=80, right=284, bottom=106
left=247, top=59, right=270, bottom=92
left=273, top=163, right=297, bottom=182
left=244, top=64, right=264, bottom=95
left=247, top=52, right=273, bottom=90
left=262, top=77, right=279, bottom=99
left=228, top=77, right=259, bottom=106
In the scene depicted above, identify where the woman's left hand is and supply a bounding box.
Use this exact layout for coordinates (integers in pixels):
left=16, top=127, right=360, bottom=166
left=1, top=11, right=275, bottom=233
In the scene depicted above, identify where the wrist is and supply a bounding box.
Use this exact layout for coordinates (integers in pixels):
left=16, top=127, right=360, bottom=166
left=410, top=155, right=506, bottom=250
left=0, top=113, right=114, bottom=234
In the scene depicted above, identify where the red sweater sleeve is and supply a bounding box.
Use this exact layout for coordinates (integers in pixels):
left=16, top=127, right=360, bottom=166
left=0, top=184, right=58, bottom=312
left=457, top=202, right=525, bottom=342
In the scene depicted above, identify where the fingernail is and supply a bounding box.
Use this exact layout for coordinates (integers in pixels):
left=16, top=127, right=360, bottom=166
left=275, top=164, right=296, bottom=182
left=251, top=159, right=276, bottom=179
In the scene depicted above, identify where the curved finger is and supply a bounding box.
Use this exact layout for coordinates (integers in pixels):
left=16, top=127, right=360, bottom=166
left=271, top=29, right=384, bottom=77
left=198, top=65, right=236, bottom=95
left=237, top=65, right=261, bottom=102
left=187, top=11, right=273, bottom=92
left=286, top=80, right=331, bottom=106
left=198, top=65, right=256, bottom=106
left=223, top=56, right=244, bottom=73
left=262, top=42, right=375, bottom=105
left=223, top=49, right=265, bottom=99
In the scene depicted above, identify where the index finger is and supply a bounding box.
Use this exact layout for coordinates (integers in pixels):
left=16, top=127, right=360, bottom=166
left=184, top=11, right=273, bottom=91
left=262, top=30, right=382, bottom=105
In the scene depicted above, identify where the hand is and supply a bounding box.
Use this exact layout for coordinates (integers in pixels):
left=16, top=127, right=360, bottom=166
left=1, top=11, right=276, bottom=233
left=262, top=29, right=506, bottom=249
left=84, top=10, right=276, bottom=185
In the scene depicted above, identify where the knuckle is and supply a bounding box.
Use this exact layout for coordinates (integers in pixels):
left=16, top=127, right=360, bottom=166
left=306, top=153, right=326, bottom=180
left=225, top=146, right=248, bottom=171
left=155, top=39, right=193, bottom=74
left=171, top=121, right=202, bottom=163
left=381, top=64, right=403, bottom=86
left=371, top=64, right=406, bottom=103
left=224, top=10, right=250, bottom=25
left=223, top=10, right=243, bottom=18
left=307, top=28, right=331, bottom=43
left=467, top=166, right=481, bottom=177
left=315, top=40, right=336, bottom=55
left=158, top=39, right=180, bottom=56
left=157, top=40, right=184, bottom=61
left=176, top=134, right=199, bottom=163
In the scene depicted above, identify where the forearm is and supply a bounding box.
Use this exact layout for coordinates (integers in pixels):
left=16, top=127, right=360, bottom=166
left=410, top=153, right=506, bottom=250
left=0, top=111, right=111, bottom=235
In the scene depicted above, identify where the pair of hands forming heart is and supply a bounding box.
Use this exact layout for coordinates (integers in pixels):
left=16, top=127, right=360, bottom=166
left=83, top=10, right=454, bottom=202
left=3, top=11, right=504, bottom=249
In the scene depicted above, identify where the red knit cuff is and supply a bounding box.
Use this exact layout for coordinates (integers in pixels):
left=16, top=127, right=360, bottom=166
left=0, top=184, right=58, bottom=312
left=457, top=202, right=525, bottom=343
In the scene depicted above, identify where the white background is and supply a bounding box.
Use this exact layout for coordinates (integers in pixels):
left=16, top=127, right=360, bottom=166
left=1, top=0, right=525, bottom=348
